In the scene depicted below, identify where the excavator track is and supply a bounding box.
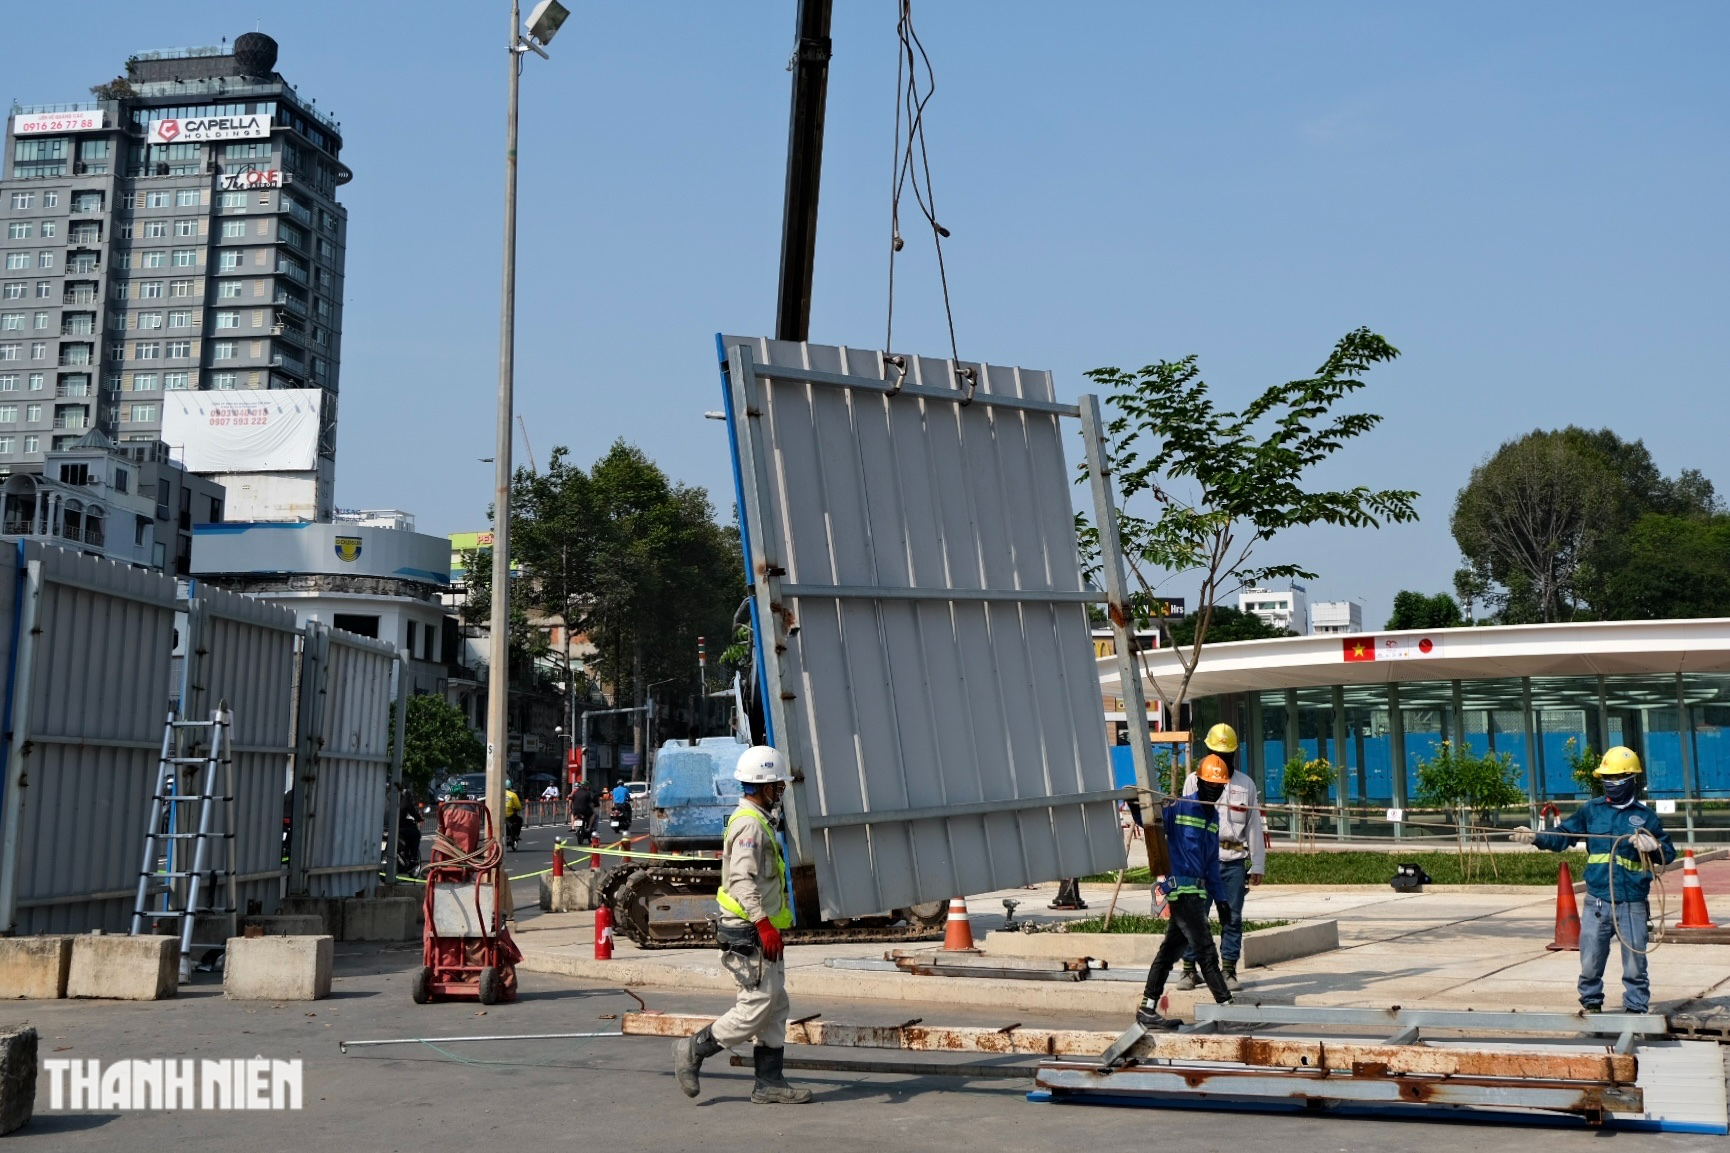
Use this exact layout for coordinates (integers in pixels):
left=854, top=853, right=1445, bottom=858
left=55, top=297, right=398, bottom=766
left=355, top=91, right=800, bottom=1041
left=600, top=863, right=948, bottom=950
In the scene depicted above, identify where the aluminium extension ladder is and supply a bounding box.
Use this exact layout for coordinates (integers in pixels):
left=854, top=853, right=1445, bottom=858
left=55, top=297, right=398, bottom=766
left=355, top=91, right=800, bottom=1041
left=130, top=706, right=238, bottom=981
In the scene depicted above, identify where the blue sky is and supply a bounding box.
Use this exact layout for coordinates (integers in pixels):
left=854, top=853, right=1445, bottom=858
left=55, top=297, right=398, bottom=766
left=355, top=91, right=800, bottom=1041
left=9, top=3, right=1726, bottom=626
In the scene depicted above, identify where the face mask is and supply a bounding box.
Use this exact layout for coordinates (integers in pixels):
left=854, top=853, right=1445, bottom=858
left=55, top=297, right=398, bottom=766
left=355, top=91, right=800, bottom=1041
left=1197, top=781, right=1225, bottom=804
left=1602, top=775, right=1640, bottom=808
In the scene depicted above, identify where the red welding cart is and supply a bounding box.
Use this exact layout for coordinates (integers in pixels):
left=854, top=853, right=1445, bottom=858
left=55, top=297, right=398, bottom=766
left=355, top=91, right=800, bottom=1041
left=411, top=799, right=523, bottom=1005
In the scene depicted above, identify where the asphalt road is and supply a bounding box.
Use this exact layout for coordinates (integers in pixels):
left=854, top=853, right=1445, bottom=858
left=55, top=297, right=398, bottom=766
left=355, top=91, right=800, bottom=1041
left=12, top=940, right=1726, bottom=1152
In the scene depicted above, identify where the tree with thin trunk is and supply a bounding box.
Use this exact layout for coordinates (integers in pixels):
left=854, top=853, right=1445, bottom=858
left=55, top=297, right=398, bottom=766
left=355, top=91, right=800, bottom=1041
left=1081, top=328, right=1418, bottom=723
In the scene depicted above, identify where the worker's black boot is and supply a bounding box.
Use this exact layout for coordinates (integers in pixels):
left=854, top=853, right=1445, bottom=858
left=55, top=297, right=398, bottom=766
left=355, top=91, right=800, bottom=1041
left=750, top=1045, right=813, bottom=1104
left=673, top=1026, right=723, bottom=1098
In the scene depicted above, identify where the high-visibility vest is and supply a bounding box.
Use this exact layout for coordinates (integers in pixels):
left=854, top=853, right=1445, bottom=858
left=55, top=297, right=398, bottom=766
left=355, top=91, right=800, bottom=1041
left=715, top=804, right=793, bottom=929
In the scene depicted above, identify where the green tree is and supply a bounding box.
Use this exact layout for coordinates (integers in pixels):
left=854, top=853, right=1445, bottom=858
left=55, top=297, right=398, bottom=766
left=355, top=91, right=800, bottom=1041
left=1082, top=328, right=1418, bottom=714
left=503, top=441, right=745, bottom=712
left=392, top=695, right=483, bottom=795
left=1385, top=590, right=1463, bottom=631
left=1595, top=513, right=1730, bottom=619
left=1167, top=605, right=1288, bottom=645
left=1450, top=430, right=1618, bottom=623
left=1414, top=740, right=1527, bottom=878
left=1452, top=427, right=1720, bottom=623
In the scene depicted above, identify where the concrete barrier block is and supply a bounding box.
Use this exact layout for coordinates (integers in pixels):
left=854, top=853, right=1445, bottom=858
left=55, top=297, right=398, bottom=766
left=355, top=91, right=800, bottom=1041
left=224, top=935, right=333, bottom=1001
left=540, top=872, right=601, bottom=913
left=0, top=1026, right=36, bottom=1135
left=341, top=896, right=420, bottom=941
left=278, top=897, right=344, bottom=938
left=66, top=935, right=178, bottom=1000
left=1241, top=919, right=1338, bottom=968
left=239, top=915, right=328, bottom=937
left=0, top=937, right=72, bottom=999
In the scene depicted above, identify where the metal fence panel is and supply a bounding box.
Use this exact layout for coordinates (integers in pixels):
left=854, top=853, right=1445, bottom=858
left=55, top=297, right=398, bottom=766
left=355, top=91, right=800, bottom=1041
left=293, top=621, right=398, bottom=898
left=721, top=336, right=1124, bottom=920
left=181, top=583, right=301, bottom=918
left=0, top=541, right=178, bottom=934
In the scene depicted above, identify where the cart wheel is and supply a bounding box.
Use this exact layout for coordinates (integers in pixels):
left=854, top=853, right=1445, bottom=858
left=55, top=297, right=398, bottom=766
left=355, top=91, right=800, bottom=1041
left=411, top=966, right=433, bottom=1004
left=477, top=966, right=501, bottom=1005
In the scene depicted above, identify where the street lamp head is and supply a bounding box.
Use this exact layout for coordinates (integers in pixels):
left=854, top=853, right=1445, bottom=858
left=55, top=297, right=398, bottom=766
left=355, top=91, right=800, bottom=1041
left=525, top=0, right=571, bottom=46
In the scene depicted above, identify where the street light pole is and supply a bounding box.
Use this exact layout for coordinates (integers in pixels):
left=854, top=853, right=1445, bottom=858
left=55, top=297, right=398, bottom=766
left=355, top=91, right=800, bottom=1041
left=484, top=0, right=524, bottom=842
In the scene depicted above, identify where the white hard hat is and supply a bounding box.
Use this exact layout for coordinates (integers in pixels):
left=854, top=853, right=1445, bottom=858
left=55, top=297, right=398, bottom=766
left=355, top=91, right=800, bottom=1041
left=734, top=745, right=790, bottom=784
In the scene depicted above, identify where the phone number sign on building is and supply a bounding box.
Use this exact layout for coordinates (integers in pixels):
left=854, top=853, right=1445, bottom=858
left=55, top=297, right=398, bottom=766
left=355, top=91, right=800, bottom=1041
left=12, top=112, right=106, bottom=135
left=147, top=114, right=272, bottom=145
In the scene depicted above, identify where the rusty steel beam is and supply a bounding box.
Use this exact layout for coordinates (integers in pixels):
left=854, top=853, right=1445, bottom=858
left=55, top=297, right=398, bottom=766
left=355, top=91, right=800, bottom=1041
left=618, top=1014, right=1636, bottom=1082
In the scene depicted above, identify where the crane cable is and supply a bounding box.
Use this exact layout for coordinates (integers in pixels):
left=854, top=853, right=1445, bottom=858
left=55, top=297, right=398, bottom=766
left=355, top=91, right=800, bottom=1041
left=885, top=0, right=959, bottom=363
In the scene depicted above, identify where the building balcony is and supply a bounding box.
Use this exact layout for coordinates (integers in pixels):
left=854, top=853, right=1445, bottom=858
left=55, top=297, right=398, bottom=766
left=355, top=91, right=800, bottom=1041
left=63, top=290, right=97, bottom=306
left=3, top=519, right=35, bottom=536
left=52, top=417, right=89, bottom=431
left=55, top=383, right=90, bottom=398
left=269, top=350, right=306, bottom=375
left=273, top=292, right=307, bottom=317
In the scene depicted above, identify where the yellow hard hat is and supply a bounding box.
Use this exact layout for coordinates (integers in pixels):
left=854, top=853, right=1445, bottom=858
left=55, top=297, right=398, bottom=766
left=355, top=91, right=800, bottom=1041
left=1197, top=754, right=1231, bottom=786
left=1594, top=746, right=1641, bottom=777
left=1204, top=723, right=1239, bottom=754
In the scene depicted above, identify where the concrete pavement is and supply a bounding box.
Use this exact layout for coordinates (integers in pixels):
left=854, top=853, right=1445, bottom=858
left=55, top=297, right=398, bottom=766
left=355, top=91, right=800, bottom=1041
left=513, top=865, right=1730, bottom=1022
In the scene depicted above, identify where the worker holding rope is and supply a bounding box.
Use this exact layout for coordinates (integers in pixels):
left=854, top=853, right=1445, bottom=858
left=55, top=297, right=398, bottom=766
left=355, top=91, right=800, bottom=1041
left=1509, top=746, right=1676, bottom=1013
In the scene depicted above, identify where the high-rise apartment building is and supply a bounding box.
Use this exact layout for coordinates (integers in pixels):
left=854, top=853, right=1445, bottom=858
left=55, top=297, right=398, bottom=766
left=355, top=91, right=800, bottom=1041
left=0, top=32, right=346, bottom=517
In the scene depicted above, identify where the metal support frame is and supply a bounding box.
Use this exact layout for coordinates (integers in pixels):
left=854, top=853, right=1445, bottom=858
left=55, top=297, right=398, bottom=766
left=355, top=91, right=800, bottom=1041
left=1190, top=1002, right=1667, bottom=1039
left=1522, top=676, right=1542, bottom=817
left=0, top=556, right=40, bottom=933
left=1676, top=672, right=1698, bottom=841
left=384, top=657, right=407, bottom=877
left=288, top=622, right=330, bottom=896
left=1283, top=688, right=1300, bottom=842
left=1331, top=684, right=1349, bottom=840
left=1388, top=682, right=1407, bottom=841
left=1079, top=395, right=1161, bottom=862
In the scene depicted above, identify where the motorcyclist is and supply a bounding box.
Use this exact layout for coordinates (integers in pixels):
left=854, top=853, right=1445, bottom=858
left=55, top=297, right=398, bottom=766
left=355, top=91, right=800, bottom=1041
left=609, top=781, right=633, bottom=839
left=396, top=787, right=422, bottom=874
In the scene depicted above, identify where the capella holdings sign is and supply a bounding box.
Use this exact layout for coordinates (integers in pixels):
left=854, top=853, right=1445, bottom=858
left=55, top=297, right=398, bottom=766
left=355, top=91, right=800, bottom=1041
left=147, top=114, right=272, bottom=144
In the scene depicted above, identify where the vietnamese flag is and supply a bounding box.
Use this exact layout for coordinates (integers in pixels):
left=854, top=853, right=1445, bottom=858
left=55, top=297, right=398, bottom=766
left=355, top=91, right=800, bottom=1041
left=1343, top=636, right=1376, bottom=662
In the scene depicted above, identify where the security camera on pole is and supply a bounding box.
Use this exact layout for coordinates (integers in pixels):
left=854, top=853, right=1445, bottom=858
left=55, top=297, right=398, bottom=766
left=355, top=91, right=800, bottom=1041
left=484, top=0, right=568, bottom=843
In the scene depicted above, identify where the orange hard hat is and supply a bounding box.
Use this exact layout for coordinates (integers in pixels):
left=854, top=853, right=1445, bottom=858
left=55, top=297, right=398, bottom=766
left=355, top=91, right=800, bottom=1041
left=1197, top=754, right=1231, bottom=786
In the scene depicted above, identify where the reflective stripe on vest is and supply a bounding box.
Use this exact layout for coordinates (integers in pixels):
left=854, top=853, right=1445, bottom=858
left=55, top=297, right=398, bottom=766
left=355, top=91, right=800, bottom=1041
left=1174, top=814, right=1217, bottom=832
left=715, top=804, right=794, bottom=929
left=1585, top=852, right=1645, bottom=871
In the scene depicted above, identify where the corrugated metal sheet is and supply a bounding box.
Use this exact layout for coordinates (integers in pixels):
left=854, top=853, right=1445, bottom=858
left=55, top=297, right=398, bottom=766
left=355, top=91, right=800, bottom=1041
left=721, top=337, right=1124, bottom=920
left=0, top=541, right=178, bottom=934
left=181, top=583, right=301, bottom=917
left=291, top=620, right=397, bottom=898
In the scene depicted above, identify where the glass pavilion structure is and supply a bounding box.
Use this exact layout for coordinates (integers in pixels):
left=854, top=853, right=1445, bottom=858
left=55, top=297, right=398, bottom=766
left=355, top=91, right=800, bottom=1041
left=1102, top=619, right=1730, bottom=843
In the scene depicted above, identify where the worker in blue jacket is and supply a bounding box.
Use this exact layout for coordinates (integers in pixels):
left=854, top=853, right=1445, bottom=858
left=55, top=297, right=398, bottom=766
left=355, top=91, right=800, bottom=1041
left=1131, top=754, right=1235, bottom=1030
left=1510, top=746, right=1677, bottom=1013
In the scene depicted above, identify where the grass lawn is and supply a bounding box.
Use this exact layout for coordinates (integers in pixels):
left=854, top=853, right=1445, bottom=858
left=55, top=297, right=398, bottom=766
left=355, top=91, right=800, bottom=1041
left=1063, top=914, right=1290, bottom=935
left=1083, top=849, right=1590, bottom=887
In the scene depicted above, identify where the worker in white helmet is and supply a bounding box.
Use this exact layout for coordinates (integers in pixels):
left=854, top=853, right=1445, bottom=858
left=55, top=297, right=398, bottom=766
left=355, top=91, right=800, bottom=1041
left=671, top=745, right=811, bottom=1104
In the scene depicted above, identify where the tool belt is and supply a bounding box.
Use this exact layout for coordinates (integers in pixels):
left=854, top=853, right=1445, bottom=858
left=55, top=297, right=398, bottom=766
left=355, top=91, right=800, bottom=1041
left=716, top=919, right=761, bottom=958
left=1220, top=839, right=1247, bottom=852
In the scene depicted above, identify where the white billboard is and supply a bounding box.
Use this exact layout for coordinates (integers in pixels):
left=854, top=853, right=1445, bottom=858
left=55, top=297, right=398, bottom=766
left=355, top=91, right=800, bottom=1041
left=147, top=114, right=271, bottom=145
left=162, top=389, right=322, bottom=473
left=12, top=112, right=106, bottom=135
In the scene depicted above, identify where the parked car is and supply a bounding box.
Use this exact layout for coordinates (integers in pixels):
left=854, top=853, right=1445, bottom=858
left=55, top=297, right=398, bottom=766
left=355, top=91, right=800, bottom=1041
left=625, top=780, right=650, bottom=804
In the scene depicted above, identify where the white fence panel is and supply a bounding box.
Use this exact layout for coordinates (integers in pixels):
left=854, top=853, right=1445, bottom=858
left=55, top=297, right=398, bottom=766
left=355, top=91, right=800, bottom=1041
left=0, top=542, right=178, bottom=934
left=290, top=621, right=398, bottom=898
left=721, top=336, right=1124, bottom=920
left=181, top=582, right=301, bottom=918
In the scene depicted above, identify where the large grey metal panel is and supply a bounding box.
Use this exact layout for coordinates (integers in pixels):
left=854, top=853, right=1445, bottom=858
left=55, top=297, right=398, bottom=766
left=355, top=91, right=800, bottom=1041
left=1, top=542, right=177, bottom=934
left=722, top=337, right=1124, bottom=920
left=181, top=584, right=301, bottom=917
left=292, top=621, right=397, bottom=898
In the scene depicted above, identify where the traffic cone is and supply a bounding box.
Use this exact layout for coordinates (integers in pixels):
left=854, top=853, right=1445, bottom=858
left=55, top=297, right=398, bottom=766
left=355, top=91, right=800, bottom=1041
left=552, top=843, right=565, bottom=878
left=1675, top=850, right=1719, bottom=930
left=1546, top=861, right=1581, bottom=952
left=594, top=903, right=615, bottom=959
left=942, top=897, right=978, bottom=952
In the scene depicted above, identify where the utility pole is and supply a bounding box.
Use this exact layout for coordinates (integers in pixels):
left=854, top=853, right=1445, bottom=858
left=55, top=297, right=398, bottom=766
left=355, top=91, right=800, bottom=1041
left=486, top=0, right=567, bottom=839
left=774, top=0, right=833, bottom=342
left=483, top=0, right=524, bottom=841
